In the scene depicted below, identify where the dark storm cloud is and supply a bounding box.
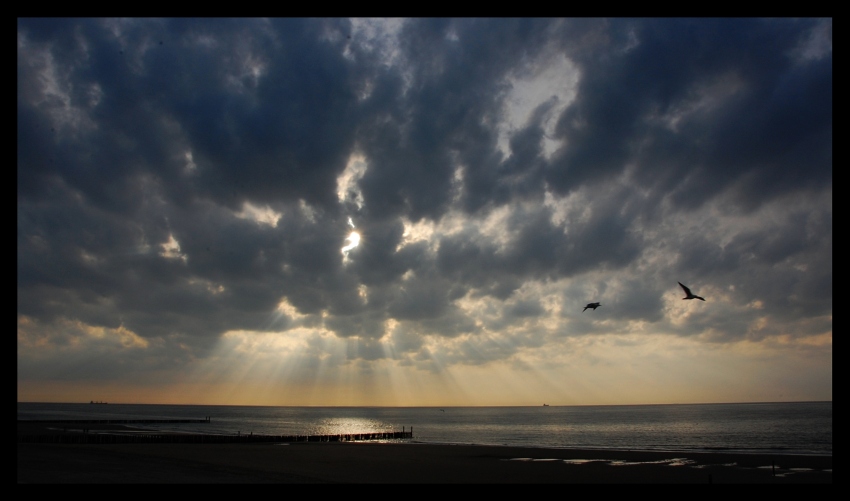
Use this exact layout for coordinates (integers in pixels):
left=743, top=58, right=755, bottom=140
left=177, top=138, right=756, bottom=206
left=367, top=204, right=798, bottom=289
left=547, top=18, right=832, bottom=212
left=18, top=17, right=831, bottom=373
left=356, top=18, right=558, bottom=220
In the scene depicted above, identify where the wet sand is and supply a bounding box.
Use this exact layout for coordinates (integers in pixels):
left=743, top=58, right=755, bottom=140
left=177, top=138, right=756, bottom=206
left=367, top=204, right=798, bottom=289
left=17, top=422, right=832, bottom=484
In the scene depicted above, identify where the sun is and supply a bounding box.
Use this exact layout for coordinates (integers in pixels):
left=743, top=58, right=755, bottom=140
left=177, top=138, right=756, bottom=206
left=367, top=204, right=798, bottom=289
left=342, top=217, right=361, bottom=260
left=342, top=231, right=361, bottom=255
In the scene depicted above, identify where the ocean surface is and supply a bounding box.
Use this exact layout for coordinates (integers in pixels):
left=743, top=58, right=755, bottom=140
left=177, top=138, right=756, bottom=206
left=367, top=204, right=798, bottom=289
left=17, top=401, right=831, bottom=456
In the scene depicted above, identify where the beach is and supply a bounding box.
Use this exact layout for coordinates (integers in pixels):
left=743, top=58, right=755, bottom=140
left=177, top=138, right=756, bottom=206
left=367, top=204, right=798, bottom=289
left=17, top=422, right=832, bottom=483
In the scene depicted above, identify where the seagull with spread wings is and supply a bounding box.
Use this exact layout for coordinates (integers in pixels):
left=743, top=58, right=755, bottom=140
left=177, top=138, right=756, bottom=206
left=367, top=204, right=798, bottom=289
left=678, top=282, right=705, bottom=301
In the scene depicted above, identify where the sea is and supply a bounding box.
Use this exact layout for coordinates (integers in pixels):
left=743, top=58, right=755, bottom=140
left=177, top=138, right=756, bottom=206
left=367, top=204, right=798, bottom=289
left=17, top=401, right=831, bottom=456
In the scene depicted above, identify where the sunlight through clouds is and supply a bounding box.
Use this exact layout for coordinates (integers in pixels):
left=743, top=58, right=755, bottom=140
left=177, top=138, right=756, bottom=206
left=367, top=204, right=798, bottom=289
left=500, top=54, right=579, bottom=159
left=396, top=217, right=437, bottom=252
left=234, top=201, right=282, bottom=227
left=159, top=234, right=187, bottom=262
left=342, top=217, right=361, bottom=262
left=337, top=153, right=367, bottom=209
left=17, top=18, right=831, bottom=406
left=18, top=316, right=150, bottom=351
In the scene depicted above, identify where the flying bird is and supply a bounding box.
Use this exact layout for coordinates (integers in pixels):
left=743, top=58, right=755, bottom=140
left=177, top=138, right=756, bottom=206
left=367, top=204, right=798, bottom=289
left=678, top=282, right=705, bottom=301
left=583, top=302, right=601, bottom=312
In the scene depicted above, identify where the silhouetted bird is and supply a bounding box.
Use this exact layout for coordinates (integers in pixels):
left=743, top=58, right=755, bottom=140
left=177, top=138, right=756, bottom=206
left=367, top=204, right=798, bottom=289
left=678, top=282, right=705, bottom=301
left=583, top=302, right=601, bottom=312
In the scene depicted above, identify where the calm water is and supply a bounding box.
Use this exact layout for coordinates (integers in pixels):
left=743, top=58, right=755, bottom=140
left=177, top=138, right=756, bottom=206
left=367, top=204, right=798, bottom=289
left=17, top=401, right=831, bottom=456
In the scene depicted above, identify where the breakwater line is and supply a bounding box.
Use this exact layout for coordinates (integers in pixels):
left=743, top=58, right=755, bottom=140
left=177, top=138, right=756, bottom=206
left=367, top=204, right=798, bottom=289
left=18, top=430, right=413, bottom=444
left=18, top=419, right=413, bottom=444
left=19, top=418, right=211, bottom=424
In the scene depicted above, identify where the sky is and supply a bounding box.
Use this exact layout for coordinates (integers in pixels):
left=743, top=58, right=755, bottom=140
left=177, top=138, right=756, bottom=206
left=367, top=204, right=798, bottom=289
left=17, top=18, right=832, bottom=407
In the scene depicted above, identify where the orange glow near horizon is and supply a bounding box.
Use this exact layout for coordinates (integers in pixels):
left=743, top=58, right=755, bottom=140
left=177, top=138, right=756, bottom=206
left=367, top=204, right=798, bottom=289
left=17, top=327, right=832, bottom=406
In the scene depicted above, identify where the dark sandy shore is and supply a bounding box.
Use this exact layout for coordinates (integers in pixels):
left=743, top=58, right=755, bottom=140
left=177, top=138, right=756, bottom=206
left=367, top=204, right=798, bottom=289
left=17, top=422, right=832, bottom=484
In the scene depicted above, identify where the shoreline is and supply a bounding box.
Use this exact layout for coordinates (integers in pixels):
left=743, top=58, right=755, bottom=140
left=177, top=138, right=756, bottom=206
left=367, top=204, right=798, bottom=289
left=18, top=422, right=831, bottom=484
left=18, top=442, right=833, bottom=484
left=17, top=421, right=832, bottom=458
left=409, top=439, right=832, bottom=457
left=17, top=421, right=832, bottom=484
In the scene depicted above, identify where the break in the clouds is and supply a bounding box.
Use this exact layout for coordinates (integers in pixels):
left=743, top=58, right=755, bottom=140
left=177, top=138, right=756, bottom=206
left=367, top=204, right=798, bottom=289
left=17, top=18, right=831, bottom=406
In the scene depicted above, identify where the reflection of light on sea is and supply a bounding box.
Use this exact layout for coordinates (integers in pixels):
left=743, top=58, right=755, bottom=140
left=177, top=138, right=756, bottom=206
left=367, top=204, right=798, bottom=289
left=509, top=457, right=698, bottom=467
left=305, top=417, right=393, bottom=437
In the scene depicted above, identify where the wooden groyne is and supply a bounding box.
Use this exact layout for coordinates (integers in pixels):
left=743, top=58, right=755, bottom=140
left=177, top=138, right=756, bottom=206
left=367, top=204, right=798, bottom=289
left=18, top=430, right=413, bottom=444
left=17, top=419, right=413, bottom=444
left=18, top=431, right=413, bottom=444
left=20, top=418, right=210, bottom=425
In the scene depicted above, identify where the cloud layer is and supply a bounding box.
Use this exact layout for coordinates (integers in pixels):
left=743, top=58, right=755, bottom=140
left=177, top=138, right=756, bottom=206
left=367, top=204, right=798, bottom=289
left=18, top=18, right=831, bottom=405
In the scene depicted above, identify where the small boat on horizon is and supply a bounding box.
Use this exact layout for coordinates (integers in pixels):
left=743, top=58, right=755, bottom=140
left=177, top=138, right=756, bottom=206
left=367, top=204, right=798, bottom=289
left=543, top=403, right=549, bottom=407
left=90, top=400, right=107, bottom=404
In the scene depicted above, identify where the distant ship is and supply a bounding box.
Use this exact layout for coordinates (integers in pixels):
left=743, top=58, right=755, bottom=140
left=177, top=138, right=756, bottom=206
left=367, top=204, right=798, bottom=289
left=543, top=404, right=549, bottom=407
left=90, top=400, right=107, bottom=404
